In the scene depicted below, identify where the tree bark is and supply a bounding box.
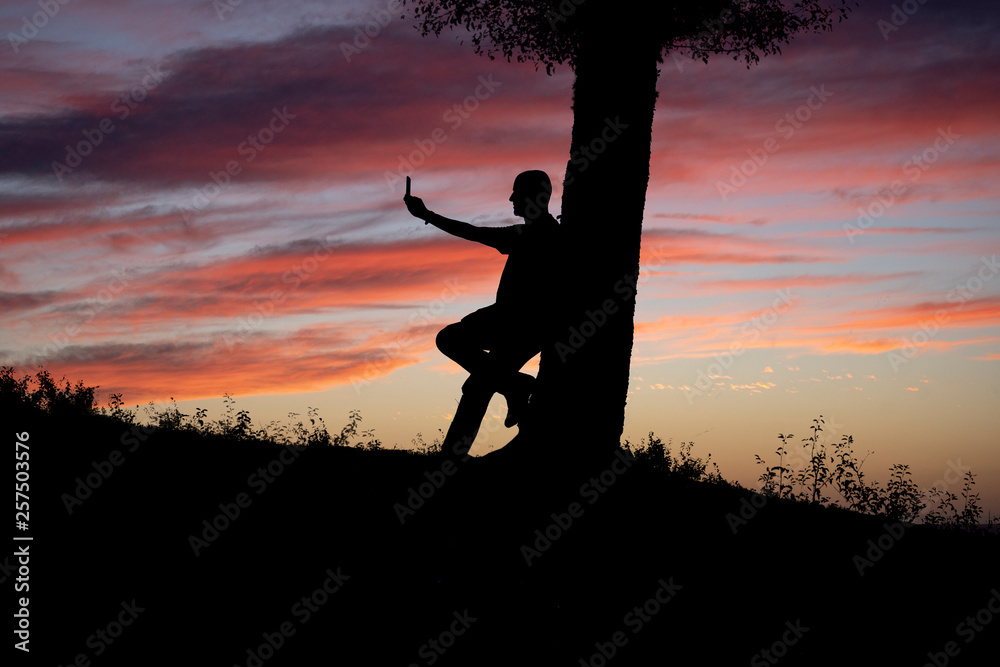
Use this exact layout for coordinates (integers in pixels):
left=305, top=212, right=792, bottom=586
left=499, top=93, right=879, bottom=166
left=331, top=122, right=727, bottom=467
left=525, top=29, right=661, bottom=463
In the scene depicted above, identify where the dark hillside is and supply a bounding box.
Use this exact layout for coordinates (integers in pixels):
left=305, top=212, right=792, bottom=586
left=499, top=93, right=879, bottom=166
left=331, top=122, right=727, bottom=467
left=11, top=401, right=999, bottom=666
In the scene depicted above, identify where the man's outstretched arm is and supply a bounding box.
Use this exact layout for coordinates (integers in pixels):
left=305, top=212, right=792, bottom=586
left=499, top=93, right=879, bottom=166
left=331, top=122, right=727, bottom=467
left=404, top=195, right=505, bottom=248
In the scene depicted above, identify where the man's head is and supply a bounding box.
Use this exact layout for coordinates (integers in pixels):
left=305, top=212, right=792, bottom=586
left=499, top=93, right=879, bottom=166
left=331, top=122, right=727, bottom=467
left=509, top=170, right=551, bottom=221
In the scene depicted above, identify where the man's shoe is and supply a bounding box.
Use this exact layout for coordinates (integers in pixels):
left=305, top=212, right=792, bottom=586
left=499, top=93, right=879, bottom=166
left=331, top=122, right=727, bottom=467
left=501, top=373, right=535, bottom=428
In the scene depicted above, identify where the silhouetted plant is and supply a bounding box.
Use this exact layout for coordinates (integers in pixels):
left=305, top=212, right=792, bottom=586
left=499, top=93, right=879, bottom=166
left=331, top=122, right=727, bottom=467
left=626, top=434, right=721, bottom=483
left=628, top=432, right=671, bottom=473
left=36, top=369, right=97, bottom=416
left=958, top=471, right=983, bottom=530
left=215, top=394, right=234, bottom=434
left=339, top=410, right=383, bottom=450
left=756, top=416, right=990, bottom=532
left=144, top=398, right=188, bottom=430
left=675, top=441, right=722, bottom=483
left=883, top=464, right=924, bottom=523
left=755, top=453, right=777, bottom=496
left=358, top=427, right=384, bottom=451
left=278, top=408, right=331, bottom=447
left=756, top=435, right=794, bottom=499
left=103, top=392, right=137, bottom=425
left=259, top=416, right=291, bottom=444
left=5, top=366, right=991, bottom=533
left=331, top=409, right=360, bottom=447
left=831, top=435, right=880, bottom=514
left=1, top=366, right=99, bottom=417
left=0, top=366, right=31, bottom=409
left=923, top=486, right=960, bottom=527
left=792, top=416, right=832, bottom=504
left=305, top=407, right=333, bottom=447
left=920, top=473, right=990, bottom=533
left=412, top=430, right=445, bottom=455
left=193, top=407, right=209, bottom=431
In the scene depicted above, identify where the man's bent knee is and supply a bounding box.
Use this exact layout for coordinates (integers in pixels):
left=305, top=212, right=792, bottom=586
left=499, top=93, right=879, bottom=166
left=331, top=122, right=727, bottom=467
left=462, top=374, right=494, bottom=395
left=436, top=323, right=462, bottom=354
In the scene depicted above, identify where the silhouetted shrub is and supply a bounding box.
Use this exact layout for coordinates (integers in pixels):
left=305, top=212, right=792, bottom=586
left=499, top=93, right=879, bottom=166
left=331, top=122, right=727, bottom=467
left=2, top=366, right=98, bottom=417
left=6, top=367, right=992, bottom=533
left=755, top=415, right=991, bottom=532
left=411, top=430, right=445, bottom=456
left=625, top=433, right=723, bottom=483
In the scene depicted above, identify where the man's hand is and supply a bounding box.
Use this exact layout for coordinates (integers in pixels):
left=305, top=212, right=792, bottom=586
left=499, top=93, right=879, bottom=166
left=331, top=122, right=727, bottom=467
left=404, top=195, right=432, bottom=223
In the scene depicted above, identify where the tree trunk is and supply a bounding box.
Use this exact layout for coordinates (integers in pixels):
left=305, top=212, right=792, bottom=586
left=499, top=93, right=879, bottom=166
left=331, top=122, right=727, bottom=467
left=526, top=30, right=661, bottom=463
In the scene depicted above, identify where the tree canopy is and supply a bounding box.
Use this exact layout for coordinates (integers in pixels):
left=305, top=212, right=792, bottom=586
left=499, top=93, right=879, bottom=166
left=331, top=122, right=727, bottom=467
left=402, top=0, right=855, bottom=73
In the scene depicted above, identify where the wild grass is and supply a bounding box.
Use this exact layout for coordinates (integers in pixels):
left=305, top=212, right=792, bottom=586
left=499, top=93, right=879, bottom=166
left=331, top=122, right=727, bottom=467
left=623, top=432, right=725, bottom=484
left=3, top=368, right=991, bottom=531
left=2, top=367, right=377, bottom=450
left=754, top=415, right=990, bottom=532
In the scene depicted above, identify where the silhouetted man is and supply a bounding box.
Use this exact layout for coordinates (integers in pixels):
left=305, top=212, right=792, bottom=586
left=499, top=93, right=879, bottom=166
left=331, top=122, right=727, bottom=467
left=404, top=171, right=560, bottom=448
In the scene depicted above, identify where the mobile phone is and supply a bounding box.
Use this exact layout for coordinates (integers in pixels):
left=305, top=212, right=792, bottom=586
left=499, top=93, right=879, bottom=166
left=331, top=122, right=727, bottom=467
left=406, top=176, right=411, bottom=197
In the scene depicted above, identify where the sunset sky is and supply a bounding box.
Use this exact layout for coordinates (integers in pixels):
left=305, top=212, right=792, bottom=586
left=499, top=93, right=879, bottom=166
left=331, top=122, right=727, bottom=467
left=2, top=0, right=998, bottom=516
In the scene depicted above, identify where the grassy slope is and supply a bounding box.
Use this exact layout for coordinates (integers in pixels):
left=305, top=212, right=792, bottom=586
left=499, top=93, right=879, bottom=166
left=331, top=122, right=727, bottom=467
left=19, top=404, right=999, bottom=666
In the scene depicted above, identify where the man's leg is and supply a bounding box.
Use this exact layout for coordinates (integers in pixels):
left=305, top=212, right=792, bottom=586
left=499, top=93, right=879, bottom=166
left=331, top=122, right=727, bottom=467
left=435, top=308, right=540, bottom=457
left=490, top=341, right=542, bottom=428
left=446, top=309, right=545, bottom=428
left=436, top=313, right=499, bottom=460
left=436, top=321, right=492, bottom=376
left=440, top=374, right=493, bottom=461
